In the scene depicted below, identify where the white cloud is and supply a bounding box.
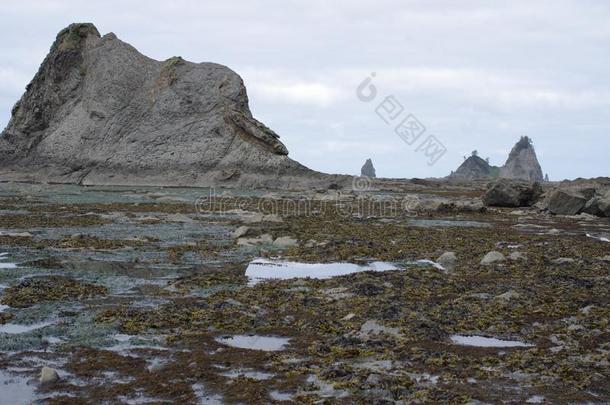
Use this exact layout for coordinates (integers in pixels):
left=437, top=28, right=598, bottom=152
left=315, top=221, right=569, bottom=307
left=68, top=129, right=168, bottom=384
left=249, top=81, right=344, bottom=107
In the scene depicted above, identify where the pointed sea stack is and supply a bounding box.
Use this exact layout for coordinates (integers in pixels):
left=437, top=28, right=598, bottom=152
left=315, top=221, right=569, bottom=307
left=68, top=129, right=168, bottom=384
left=361, top=158, right=376, bottom=178
left=500, top=136, right=544, bottom=182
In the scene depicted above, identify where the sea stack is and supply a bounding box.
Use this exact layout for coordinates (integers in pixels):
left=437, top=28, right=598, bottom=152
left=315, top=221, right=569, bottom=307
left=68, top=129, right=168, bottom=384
left=0, top=23, right=343, bottom=189
left=361, top=158, right=376, bottom=178
left=449, top=152, right=498, bottom=180
left=500, top=136, right=544, bottom=181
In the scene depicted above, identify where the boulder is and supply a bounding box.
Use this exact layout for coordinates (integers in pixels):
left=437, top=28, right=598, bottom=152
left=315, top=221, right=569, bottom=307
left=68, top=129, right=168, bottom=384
left=232, top=226, right=250, bottom=239
left=39, top=366, right=60, bottom=384
left=508, top=251, right=527, bottom=261
left=482, top=179, right=543, bottom=207
left=272, top=236, right=298, bottom=249
left=584, top=190, right=610, bottom=217
left=545, top=190, right=588, bottom=215
left=480, top=251, right=505, bottom=265
left=436, top=251, right=457, bottom=271
left=236, top=234, right=273, bottom=246
left=495, top=290, right=521, bottom=301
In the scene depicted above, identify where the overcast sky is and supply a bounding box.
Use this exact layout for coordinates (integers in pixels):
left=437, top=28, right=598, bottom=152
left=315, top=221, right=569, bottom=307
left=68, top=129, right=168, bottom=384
left=1, top=0, right=609, bottom=180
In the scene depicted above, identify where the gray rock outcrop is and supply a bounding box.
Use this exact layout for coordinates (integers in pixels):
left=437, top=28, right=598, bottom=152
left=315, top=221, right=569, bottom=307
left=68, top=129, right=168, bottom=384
left=483, top=179, right=543, bottom=207
left=500, top=136, right=544, bottom=181
left=0, top=23, right=345, bottom=189
left=361, top=158, right=376, bottom=178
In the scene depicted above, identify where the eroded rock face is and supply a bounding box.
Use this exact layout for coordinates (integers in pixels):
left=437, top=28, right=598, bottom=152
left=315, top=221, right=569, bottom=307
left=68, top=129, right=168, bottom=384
left=361, top=159, right=376, bottom=178
left=0, top=23, right=343, bottom=189
left=483, top=179, right=543, bottom=207
left=500, top=136, right=544, bottom=181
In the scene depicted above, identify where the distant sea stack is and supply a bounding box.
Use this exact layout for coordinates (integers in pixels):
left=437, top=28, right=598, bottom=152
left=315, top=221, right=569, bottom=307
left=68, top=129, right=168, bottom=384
left=448, top=137, right=544, bottom=182
left=0, top=23, right=344, bottom=189
left=361, top=158, right=376, bottom=178
left=500, top=136, right=543, bottom=181
left=449, top=152, right=498, bottom=180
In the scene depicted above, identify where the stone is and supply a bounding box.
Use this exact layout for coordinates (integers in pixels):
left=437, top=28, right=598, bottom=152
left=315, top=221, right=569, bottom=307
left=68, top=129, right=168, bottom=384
left=232, top=226, right=250, bottom=239
left=365, top=373, right=382, bottom=386
left=545, top=189, right=588, bottom=215
left=499, top=136, right=544, bottom=181
left=495, top=290, right=521, bottom=301
left=272, top=236, right=298, bottom=249
left=436, top=251, right=457, bottom=271
left=0, top=23, right=346, bottom=190
left=39, top=366, right=60, bottom=384
left=359, top=320, right=401, bottom=338
left=360, top=158, right=376, bottom=178
left=553, top=257, right=576, bottom=265
left=482, top=179, right=543, bottom=207
left=236, top=234, right=273, bottom=246
left=583, top=189, right=610, bottom=217
left=508, top=251, right=527, bottom=261
left=480, top=251, right=505, bottom=265
left=341, top=313, right=356, bottom=321
left=583, top=197, right=603, bottom=216
left=3, top=232, right=33, bottom=238
left=262, top=214, right=283, bottom=223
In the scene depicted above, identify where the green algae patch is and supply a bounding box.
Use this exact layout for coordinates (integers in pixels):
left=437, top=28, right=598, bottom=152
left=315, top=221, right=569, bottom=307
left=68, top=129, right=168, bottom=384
left=0, top=213, right=107, bottom=228
left=1, top=276, right=108, bottom=308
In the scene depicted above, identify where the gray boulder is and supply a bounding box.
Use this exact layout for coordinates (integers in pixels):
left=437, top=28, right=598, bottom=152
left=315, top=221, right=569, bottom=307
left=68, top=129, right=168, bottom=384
left=583, top=191, right=610, bottom=217
left=480, top=251, right=505, bottom=265
left=0, top=23, right=345, bottom=189
left=436, top=251, right=457, bottom=271
left=39, top=366, right=60, bottom=384
left=361, top=158, right=376, bottom=178
left=545, top=189, right=588, bottom=215
left=483, top=179, right=543, bottom=207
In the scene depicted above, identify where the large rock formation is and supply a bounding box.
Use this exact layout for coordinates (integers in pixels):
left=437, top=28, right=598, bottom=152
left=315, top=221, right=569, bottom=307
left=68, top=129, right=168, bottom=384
left=448, top=137, right=544, bottom=182
left=0, top=23, right=343, bottom=189
left=361, top=158, right=376, bottom=178
left=500, top=136, right=543, bottom=181
left=449, top=154, right=498, bottom=180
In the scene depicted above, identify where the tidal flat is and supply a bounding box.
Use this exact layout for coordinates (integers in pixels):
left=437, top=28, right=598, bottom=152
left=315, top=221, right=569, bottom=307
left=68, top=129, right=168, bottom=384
left=0, top=182, right=608, bottom=404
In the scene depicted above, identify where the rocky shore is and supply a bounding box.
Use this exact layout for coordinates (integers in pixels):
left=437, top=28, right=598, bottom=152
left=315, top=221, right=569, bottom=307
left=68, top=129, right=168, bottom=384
left=0, top=181, right=607, bottom=403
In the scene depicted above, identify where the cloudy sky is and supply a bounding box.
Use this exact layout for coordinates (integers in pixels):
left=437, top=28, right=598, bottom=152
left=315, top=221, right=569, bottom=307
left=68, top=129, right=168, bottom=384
left=1, top=0, right=609, bottom=180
